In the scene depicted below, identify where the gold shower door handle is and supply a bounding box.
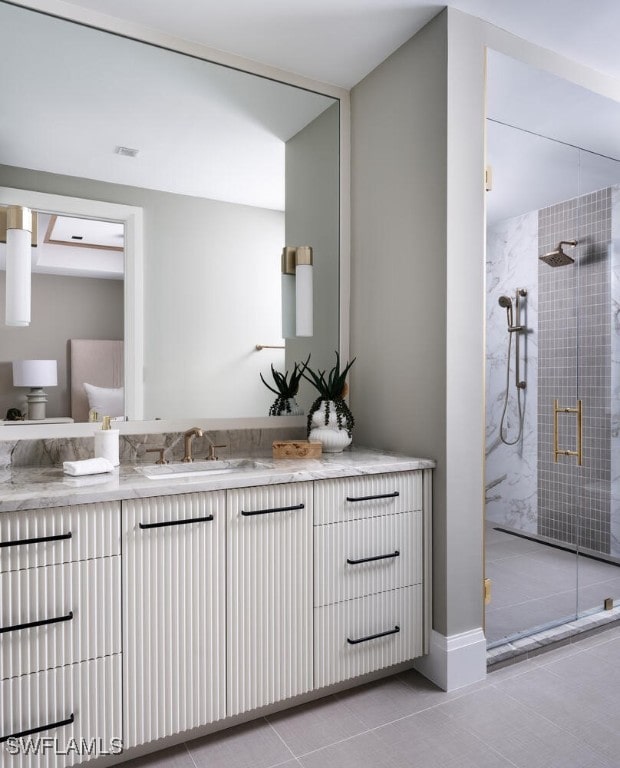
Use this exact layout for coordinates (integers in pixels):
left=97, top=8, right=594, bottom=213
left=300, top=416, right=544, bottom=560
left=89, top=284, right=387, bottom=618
left=553, top=399, right=582, bottom=465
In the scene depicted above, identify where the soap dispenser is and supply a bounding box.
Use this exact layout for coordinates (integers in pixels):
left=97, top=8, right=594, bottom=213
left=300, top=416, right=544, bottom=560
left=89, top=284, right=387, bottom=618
left=94, top=415, right=120, bottom=466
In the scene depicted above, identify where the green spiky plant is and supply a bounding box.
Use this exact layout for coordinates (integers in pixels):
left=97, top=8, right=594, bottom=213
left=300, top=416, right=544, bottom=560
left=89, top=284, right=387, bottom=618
left=301, top=352, right=356, bottom=437
left=260, top=356, right=310, bottom=416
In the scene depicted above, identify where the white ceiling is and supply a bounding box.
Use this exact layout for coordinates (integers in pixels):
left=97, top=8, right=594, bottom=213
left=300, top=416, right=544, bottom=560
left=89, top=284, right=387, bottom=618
left=0, top=2, right=335, bottom=211
left=29, top=0, right=620, bottom=89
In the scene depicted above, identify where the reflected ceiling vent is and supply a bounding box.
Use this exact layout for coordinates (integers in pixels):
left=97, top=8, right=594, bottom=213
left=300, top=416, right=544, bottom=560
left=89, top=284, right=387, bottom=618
left=115, top=145, right=139, bottom=158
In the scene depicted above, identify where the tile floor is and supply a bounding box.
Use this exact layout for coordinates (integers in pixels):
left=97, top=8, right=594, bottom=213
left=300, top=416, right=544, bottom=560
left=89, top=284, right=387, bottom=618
left=123, top=624, right=620, bottom=768
left=485, top=523, right=620, bottom=644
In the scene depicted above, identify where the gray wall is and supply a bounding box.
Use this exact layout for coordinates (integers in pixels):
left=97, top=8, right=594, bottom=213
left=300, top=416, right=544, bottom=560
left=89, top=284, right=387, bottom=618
left=0, top=271, right=123, bottom=418
left=351, top=8, right=488, bottom=641
left=285, top=102, right=341, bottom=413
left=351, top=13, right=451, bottom=633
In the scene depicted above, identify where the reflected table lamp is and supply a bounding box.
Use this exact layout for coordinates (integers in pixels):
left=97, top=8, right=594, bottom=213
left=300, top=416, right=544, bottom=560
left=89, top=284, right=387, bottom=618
left=13, top=359, right=58, bottom=420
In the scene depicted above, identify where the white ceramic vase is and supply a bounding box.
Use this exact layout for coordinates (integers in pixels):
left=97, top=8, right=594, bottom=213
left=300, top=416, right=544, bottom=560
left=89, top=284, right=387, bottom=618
left=309, top=400, right=352, bottom=453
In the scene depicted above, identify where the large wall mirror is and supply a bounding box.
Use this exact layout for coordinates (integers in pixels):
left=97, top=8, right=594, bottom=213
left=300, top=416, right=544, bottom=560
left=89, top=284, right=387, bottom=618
left=0, top=1, right=342, bottom=434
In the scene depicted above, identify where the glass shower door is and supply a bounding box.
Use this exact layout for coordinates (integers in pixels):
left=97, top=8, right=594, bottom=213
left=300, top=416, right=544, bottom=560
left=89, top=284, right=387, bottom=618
left=575, top=151, right=620, bottom=624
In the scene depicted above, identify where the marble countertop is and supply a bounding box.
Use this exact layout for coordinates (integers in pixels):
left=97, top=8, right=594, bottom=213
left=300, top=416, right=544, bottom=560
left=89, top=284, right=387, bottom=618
left=0, top=448, right=435, bottom=513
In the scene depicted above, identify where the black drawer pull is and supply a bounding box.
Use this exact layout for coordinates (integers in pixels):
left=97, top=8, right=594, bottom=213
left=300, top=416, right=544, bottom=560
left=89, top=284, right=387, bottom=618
left=347, top=550, right=400, bottom=565
left=241, top=503, right=305, bottom=516
left=0, top=712, right=75, bottom=744
left=0, top=531, right=72, bottom=549
left=0, top=610, right=74, bottom=635
left=345, top=492, right=399, bottom=503
left=347, top=625, right=400, bottom=645
left=139, top=515, right=213, bottom=529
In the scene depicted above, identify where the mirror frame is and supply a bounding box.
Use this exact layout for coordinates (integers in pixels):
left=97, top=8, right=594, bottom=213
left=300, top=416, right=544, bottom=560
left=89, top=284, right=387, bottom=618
left=0, top=1, right=350, bottom=440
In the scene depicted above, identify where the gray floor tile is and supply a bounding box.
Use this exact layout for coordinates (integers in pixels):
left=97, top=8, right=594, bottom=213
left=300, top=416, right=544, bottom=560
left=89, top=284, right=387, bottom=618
left=186, top=719, right=295, bottom=768
left=336, top=674, right=441, bottom=729
left=373, top=708, right=515, bottom=768
left=266, top=693, right=367, bottom=756
left=297, top=731, right=393, bottom=768
left=122, top=746, right=196, bottom=768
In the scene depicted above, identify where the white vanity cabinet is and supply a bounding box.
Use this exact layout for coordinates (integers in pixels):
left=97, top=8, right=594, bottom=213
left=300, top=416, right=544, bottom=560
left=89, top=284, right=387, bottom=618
left=226, top=482, right=313, bottom=716
left=0, top=502, right=122, bottom=768
left=122, top=492, right=226, bottom=746
left=313, top=471, right=431, bottom=688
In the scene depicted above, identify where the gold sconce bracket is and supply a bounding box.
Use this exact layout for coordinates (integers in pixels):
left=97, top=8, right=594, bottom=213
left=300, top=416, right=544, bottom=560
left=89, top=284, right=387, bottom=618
left=0, top=206, right=38, bottom=245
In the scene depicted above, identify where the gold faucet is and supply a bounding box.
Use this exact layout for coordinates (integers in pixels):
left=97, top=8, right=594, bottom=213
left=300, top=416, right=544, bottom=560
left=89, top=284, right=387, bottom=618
left=182, top=427, right=203, bottom=462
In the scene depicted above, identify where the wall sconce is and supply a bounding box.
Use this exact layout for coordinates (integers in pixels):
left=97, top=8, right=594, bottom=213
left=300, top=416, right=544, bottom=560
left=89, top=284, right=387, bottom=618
left=13, top=359, right=58, bottom=420
left=281, top=245, right=313, bottom=338
left=1, top=205, right=37, bottom=326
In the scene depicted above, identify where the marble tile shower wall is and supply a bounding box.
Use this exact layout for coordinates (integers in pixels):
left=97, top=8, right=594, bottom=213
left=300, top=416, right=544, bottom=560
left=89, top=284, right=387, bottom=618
left=0, top=426, right=306, bottom=469
left=485, top=210, right=539, bottom=533
left=538, top=189, right=611, bottom=554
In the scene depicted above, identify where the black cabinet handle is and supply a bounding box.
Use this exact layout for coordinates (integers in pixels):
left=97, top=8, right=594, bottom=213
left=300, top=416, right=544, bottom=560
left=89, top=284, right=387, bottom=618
left=241, top=503, right=304, bottom=517
left=347, top=550, right=400, bottom=565
left=139, top=515, right=213, bottom=529
left=0, top=531, right=72, bottom=549
left=0, top=610, right=74, bottom=635
left=347, top=625, right=400, bottom=645
left=345, top=492, right=399, bottom=502
left=0, top=712, right=75, bottom=744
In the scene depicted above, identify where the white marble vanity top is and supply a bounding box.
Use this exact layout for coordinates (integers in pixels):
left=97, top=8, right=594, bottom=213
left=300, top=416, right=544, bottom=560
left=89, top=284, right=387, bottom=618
left=0, top=448, right=435, bottom=513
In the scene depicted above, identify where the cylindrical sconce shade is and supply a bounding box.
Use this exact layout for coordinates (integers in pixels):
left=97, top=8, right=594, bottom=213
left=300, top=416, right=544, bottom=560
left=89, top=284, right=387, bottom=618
left=281, top=273, right=296, bottom=339
left=6, top=206, right=33, bottom=327
left=13, top=359, right=58, bottom=387
left=295, top=246, right=313, bottom=337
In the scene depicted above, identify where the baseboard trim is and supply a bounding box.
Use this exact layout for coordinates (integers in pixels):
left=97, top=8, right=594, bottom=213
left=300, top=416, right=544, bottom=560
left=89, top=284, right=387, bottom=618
left=413, top=628, right=486, bottom=691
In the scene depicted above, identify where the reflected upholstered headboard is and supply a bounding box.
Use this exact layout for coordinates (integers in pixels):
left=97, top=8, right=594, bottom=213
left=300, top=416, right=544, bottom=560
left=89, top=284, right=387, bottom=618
left=70, top=339, right=124, bottom=422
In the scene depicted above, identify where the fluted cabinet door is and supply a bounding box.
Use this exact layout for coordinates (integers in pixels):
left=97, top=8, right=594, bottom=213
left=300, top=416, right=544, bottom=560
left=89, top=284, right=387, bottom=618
left=122, top=492, right=226, bottom=746
left=227, top=483, right=313, bottom=716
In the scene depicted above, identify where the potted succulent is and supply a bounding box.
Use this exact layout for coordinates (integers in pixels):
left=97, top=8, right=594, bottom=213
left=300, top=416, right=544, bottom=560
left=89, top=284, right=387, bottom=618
left=301, top=352, right=356, bottom=452
left=260, top=357, right=309, bottom=416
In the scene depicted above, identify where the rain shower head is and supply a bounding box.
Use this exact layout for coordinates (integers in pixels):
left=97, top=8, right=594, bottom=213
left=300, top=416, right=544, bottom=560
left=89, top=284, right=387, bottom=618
left=539, top=239, right=578, bottom=267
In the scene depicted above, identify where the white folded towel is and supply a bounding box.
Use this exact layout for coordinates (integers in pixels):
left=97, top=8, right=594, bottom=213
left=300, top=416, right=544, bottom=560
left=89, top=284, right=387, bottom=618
left=63, top=458, right=115, bottom=476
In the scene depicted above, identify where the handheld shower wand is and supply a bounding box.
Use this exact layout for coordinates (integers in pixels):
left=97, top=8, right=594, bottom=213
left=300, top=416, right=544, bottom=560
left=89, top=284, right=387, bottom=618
left=498, top=289, right=527, bottom=446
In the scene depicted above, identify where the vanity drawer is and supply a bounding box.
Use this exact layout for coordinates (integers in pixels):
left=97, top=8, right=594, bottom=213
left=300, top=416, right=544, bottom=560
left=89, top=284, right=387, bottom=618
left=314, top=472, right=422, bottom=525
left=0, top=502, right=121, bottom=573
left=0, top=654, right=122, bottom=768
left=314, top=511, right=422, bottom=607
left=1, top=557, right=121, bottom=680
left=314, top=585, right=423, bottom=689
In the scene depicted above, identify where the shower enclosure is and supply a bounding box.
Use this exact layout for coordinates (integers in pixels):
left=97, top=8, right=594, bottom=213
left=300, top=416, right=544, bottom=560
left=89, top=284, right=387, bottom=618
left=485, top=50, right=620, bottom=647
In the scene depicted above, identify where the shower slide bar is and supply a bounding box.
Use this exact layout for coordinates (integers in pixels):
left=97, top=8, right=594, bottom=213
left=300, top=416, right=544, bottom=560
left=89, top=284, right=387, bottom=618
left=553, top=398, right=582, bottom=465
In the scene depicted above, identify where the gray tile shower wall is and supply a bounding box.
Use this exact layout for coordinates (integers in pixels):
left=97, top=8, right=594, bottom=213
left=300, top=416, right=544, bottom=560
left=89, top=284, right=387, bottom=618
left=538, top=189, right=612, bottom=553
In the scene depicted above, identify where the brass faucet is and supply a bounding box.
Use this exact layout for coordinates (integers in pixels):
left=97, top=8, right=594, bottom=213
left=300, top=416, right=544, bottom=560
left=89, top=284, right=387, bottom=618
left=182, top=427, right=203, bottom=462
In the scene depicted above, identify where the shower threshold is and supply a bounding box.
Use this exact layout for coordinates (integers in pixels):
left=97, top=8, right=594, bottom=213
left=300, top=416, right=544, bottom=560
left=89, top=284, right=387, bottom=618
left=487, top=604, right=620, bottom=668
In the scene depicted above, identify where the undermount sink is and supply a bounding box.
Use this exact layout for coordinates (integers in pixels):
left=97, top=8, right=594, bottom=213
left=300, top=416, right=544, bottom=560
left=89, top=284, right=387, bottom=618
left=135, top=459, right=273, bottom=480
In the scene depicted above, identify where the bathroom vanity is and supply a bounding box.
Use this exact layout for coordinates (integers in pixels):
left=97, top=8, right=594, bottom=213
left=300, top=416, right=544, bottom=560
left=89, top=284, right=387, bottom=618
left=0, top=449, right=433, bottom=767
